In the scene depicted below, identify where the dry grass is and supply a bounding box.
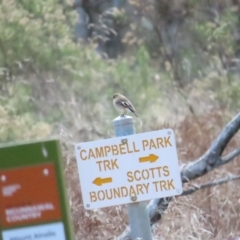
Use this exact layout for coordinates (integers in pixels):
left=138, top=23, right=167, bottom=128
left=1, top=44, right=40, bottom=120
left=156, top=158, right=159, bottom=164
left=61, top=109, right=240, bottom=240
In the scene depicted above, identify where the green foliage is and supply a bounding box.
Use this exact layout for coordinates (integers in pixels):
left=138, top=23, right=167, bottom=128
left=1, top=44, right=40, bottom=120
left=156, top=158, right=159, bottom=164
left=1, top=0, right=240, bottom=144
left=0, top=0, right=163, bottom=141
left=0, top=104, right=51, bottom=143
left=0, top=0, right=77, bottom=77
left=193, top=11, right=236, bottom=56
left=214, top=74, right=240, bottom=111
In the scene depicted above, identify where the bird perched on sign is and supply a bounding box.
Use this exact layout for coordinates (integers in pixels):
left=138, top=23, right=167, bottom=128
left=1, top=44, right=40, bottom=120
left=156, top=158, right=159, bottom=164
left=112, top=93, right=142, bottom=126
left=112, top=93, right=138, bottom=117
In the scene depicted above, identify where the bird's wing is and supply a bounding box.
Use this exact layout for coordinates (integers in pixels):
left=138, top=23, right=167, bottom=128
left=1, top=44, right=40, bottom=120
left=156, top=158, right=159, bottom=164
left=121, top=100, right=135, bottom=112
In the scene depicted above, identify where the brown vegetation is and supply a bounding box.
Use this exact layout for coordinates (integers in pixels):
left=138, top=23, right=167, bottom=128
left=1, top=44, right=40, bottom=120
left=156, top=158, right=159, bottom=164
left=63, top=109, right=240, bottom=240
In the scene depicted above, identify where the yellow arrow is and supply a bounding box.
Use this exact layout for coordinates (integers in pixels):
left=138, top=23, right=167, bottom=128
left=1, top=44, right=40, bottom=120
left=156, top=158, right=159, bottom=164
left=139, top=154, right=159, bottom=163
left=93, top=177, right=112, bottom=186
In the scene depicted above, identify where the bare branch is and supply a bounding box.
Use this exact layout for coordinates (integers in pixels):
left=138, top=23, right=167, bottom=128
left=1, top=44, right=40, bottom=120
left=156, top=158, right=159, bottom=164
left=118, top=112, right=240, bottom=240
left=181, top=175, right=240, bottom=196
left=149, top=197, right=172, bottom=225
left=217, top=148, right=240, bottom=167
left=181, top=111, right=240, bottom=182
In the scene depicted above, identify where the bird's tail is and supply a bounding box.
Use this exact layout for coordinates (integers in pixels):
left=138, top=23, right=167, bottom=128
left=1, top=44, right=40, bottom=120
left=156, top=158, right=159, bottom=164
left=129, top=109, right=143, bottom=127
left=133, top=112, right=138, bottom=117
left=134, top=112, right=142, bottom=127
left=137, top=116, right=143, bottom=127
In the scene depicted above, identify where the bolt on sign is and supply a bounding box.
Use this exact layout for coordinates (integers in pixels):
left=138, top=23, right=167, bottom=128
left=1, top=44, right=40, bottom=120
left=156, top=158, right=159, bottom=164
left=75, top=129, right=183, bottom=210
left=0, top=140, right=74, bottom=240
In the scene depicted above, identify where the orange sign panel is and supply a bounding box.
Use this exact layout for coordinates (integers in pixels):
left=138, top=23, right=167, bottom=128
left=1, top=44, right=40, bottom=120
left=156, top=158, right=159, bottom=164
left=0, top=163, right=62, bottom=228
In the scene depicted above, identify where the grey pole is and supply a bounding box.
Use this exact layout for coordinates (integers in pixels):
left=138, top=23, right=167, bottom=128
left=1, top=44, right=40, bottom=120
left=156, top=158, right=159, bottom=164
left=112, top=0, right=120, bottom=8
left=113, top=116, right=152, bottom=240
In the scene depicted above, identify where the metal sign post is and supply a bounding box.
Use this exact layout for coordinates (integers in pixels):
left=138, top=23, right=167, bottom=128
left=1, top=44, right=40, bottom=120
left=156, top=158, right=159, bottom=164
left=75, top=115, right=182, bottom=238
left=112, top=116, right=152, bottom=240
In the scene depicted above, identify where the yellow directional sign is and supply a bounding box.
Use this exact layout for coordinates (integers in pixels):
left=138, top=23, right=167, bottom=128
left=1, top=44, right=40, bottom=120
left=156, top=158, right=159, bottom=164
left=93, top=177, right=112, bottom=186
left=75, top=129, right=182, bottom=209
left=139, top=154, right=159, bottom=163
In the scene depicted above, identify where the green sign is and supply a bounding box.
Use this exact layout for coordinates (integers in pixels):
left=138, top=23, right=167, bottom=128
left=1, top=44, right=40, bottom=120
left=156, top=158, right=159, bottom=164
left=0, top=139, right=74, bottom=240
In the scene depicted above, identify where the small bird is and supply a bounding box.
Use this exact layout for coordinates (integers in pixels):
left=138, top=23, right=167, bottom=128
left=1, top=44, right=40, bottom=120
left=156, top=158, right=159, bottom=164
left=112, top=93, right=142, bottom=126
